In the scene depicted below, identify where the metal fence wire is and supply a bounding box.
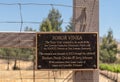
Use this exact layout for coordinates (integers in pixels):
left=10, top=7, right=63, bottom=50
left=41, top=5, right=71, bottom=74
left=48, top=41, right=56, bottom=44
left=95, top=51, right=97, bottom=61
left=0, top=2, right=77, bottom=82
left=0, top=1, right=118, bottom=82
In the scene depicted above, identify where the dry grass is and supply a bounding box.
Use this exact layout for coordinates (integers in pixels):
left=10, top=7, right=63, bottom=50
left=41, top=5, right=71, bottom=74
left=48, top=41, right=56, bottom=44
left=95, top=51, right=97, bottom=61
left=0, top=59, right=72, bottom=82
left=0, top=59, right=33, bottom=70
left=0, top=71, right=72, bottom=82
left=1, top=59, right=119, bottom=82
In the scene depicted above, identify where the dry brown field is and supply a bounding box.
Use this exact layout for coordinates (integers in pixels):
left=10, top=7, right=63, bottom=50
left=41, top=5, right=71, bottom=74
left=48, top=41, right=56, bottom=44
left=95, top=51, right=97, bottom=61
left=1, top=59, right=119, bottom=82
left=0, top=59, right=72, bottom=82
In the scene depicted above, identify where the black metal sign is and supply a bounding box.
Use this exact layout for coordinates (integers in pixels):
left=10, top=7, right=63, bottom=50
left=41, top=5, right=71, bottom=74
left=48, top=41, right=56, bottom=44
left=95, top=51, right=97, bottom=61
left=36, top=32, right=98, bottom=70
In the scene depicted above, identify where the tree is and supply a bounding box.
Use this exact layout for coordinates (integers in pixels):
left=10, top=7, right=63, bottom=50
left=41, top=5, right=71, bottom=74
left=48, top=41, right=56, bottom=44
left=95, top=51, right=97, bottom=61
left=100, top=29, right=117, bottom=63
left=12, top=48, right=20, bottom=70
left=0, top=48, right=12, bottom=70
left=65, top=18, right=73, bottom=32
left=24, top=26, right=36, bottom=32
left=0, top=48, right=19, bottom=70
left=40, top=19, right=52, bottom=32
left=40, top=7, right=63, bottom=32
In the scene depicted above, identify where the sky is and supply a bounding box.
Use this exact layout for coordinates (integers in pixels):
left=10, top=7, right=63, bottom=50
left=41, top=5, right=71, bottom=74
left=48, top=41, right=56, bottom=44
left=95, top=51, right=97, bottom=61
left=100, top=0, right=120, bottom=40
left=0, top=0, right=120, bottom=40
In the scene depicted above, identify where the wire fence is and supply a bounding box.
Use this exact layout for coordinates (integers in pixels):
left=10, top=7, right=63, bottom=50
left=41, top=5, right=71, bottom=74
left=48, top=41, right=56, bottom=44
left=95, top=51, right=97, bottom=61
left=0, top=1, right=119, bottom=82
left=0, top=2, right=75, bottom=82
left=0, top=3, right=75, bottom=32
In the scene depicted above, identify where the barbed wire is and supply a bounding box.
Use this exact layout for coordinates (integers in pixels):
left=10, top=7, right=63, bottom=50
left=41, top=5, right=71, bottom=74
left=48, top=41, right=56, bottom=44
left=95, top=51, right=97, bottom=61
left=0, top=3, right=75, bottom=31
left=0, top=21, right=71, bottom=24
left=0, top=2, right=90, bottom=31
left=0, top=3, right=85, bottom=8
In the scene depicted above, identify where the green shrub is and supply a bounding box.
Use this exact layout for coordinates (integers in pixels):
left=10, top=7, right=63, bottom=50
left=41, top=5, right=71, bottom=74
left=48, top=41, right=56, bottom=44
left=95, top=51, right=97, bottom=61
left=99, top=64, right=120, bottom=73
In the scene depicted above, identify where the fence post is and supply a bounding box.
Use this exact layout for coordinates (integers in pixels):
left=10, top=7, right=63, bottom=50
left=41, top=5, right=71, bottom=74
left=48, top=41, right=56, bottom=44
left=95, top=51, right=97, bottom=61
left=73, top=0, right=99, bottom=82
